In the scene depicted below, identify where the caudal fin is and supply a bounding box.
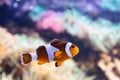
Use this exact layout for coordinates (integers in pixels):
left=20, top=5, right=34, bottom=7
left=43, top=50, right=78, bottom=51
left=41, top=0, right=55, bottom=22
left=20, top=53, right=32, bottom=65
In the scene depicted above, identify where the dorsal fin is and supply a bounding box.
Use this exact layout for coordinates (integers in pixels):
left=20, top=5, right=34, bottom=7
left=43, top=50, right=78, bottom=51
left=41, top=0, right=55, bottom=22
left=51, top=39, right=67, bottom=52
left=50, top=39, right=61, bottom=45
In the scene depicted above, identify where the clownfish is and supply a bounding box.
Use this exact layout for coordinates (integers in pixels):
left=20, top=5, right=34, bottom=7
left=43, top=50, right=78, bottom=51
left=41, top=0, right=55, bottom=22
left=20, top=39, right=79, bottom=67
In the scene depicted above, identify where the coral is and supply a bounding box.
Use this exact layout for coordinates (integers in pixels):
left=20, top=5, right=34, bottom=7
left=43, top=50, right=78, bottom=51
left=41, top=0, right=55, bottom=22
left=0, top=27, right=46, bottom=80
left=100, top=0, right=120, bottom=11
left=0, top=27, right=17, bottom=60
left=29, top=6, right=120, bottom=53
left=0, top=27, right=94, bottom=80
left=15, top=34, right=46, bottom=50
left=62, top=9, right=120, bottom=53
left=29, top=6, right=46, bottom=21
left=36, top=10, right=64, bottom=33
left=1, top=1, right=120, bottom=80
left=98, top=52, right=120, bottom=80
left=31, top=60, right=95, bottom=80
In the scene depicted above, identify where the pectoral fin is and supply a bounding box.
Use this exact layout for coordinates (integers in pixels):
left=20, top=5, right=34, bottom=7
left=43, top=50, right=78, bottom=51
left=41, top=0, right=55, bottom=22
left=54, top=50, right=63, bottom=61
left=51, top=39, right=61, bottom=45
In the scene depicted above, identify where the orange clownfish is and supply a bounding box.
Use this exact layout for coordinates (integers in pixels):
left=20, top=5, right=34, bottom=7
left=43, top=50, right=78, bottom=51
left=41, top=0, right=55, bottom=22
left=20, top=39, right=79, bottom=67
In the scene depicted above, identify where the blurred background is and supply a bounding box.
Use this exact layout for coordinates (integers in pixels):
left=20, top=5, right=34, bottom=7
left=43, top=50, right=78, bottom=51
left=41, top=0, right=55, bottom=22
left=0, top=0, right=120, bottom=80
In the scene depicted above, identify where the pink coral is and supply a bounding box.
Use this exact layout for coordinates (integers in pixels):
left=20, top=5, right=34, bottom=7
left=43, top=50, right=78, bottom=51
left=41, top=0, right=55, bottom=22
left=36, top=10, right=64, bottom=34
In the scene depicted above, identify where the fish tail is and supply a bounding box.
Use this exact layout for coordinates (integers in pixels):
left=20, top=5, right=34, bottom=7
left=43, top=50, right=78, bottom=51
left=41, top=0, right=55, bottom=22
left=20, top=53, right=32, bottom=65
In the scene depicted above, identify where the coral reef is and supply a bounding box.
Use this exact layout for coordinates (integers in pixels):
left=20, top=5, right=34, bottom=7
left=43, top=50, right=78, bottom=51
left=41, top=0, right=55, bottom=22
left=0, top=0, right=120, bottom=80
left=100, top=0, right=120, bottom=11
left=0, top=27, right=94, bottom=80
left=98, top=46, right=120, bottom=80
left=0, top=27, right=17, bottom=60
left=29, top=7, right=120, bottom=53
left=35, top=10, right=64, bottom=33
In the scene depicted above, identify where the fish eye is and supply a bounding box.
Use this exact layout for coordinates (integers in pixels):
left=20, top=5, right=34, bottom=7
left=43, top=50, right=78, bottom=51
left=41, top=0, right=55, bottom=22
left=71, top=45, right=75, bottom=48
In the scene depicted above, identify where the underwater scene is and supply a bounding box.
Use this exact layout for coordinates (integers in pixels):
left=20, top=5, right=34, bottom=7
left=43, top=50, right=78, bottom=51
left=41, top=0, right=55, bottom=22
left=0, top=0, right=120, bottom=80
